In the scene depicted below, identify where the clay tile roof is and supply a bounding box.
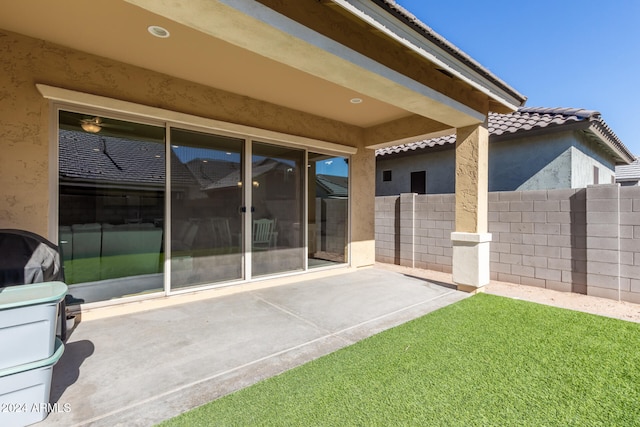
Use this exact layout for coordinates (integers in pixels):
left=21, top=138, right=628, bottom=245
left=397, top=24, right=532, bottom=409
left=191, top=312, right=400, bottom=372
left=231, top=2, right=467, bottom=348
left=376, top=107, right=635, bottom=164
left=616, top=157, right=640, bottom=182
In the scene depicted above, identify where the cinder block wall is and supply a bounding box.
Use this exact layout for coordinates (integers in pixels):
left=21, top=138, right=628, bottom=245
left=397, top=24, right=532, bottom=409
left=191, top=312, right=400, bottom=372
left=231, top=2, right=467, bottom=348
left=487, top=188, right=587, bottom=294
left=374, top=185, right=640, bottom=304
left=374, top=196, right=399, bottom=265
left=620, top=187, right=640, bottom=302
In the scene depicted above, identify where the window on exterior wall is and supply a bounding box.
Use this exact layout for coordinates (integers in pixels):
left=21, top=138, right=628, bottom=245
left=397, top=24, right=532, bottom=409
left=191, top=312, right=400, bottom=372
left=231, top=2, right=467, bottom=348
left=410, top=171, right=426, bottom=194
left=611, top=175, right=615, bottom=184
left=382, top=170, right=392, bottom=182
left=593, top=166, right=599, bottom=185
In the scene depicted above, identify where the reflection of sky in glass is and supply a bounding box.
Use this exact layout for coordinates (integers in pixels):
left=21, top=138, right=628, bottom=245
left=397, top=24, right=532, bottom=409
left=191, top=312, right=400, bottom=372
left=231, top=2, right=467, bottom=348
left=316, top=157, right=348, bottom=177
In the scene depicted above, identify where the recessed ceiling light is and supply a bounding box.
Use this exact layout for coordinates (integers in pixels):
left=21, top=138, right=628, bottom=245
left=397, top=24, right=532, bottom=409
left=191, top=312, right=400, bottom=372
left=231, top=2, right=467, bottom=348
left=148, top=25, right=170, bottom=38
left=350, top=98, right=363, bottom=104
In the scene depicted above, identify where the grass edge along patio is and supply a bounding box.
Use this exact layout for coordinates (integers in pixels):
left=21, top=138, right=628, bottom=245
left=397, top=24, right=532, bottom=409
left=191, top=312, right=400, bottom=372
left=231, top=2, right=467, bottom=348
left=161, top=293, right=640, bottom=427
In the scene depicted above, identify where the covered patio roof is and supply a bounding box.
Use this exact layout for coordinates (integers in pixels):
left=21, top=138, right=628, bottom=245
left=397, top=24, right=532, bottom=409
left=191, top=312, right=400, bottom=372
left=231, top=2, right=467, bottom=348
left=0, top=0, right=525, bottom=148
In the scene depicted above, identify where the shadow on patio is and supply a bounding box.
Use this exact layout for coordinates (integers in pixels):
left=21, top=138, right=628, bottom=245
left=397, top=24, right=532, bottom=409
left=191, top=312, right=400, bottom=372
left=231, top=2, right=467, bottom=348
left=41, top=267, right=467, bottom=426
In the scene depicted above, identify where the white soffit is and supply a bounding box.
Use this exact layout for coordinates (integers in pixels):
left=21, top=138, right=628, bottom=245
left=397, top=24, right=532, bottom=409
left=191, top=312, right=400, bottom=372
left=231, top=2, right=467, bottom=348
left=125, top=0, right=486, bottom=128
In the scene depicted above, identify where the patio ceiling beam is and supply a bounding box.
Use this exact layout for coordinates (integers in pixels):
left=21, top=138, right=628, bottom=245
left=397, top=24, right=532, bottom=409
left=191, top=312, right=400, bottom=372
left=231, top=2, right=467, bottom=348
left=125, top=0, right=486, bottom=129
left=364, top=115, right=454, bottom=149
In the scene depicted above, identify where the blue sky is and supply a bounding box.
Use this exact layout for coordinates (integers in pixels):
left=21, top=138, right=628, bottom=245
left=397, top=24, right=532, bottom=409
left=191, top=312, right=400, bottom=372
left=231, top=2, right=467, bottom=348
left=395, top=0, right=640, bottom=157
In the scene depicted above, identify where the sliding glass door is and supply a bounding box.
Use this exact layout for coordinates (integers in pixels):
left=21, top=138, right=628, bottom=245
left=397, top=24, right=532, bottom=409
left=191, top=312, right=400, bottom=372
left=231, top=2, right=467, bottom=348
left=169, top=129, right=244, bottom=289
left=250, top=142, right=305, bottom=276
left=59, top=109, right=349, bottom=305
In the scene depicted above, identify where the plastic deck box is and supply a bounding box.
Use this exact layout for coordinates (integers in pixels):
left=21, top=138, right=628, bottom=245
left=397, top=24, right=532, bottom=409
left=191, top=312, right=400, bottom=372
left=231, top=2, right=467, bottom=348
left=0, top=338, right=65, bottom=427
left=0, top=282, right=67, bottom=370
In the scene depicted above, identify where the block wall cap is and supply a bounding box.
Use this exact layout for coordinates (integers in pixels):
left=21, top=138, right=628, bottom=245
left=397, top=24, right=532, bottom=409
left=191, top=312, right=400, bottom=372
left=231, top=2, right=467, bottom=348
left=451, top=232, right=492, bottom=243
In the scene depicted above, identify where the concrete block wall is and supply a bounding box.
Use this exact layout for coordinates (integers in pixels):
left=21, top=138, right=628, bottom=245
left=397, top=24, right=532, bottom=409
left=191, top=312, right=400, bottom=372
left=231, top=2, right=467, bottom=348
left=374, top=196, right=399, bottom=265
left=586, top=185, right=640, bottom=304
left=374, top=193, right=454, bottom=273
left=374, top=185, right=640, bottom=304
left=487, top=188, right=587, bottom=294
left=412, top=194, right=455, bottom=272
left=621, top=186, right=640, bottom=304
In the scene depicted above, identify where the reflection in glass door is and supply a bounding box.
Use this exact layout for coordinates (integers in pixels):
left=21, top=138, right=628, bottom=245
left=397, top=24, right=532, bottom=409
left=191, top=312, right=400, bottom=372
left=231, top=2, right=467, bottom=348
left=251, top=142, right=304, bottom=277
left=308, top=153, right=349, bottom=268
left=170, top=129, right=244, bottom=289
left=58, top=110, right=166, bottom=304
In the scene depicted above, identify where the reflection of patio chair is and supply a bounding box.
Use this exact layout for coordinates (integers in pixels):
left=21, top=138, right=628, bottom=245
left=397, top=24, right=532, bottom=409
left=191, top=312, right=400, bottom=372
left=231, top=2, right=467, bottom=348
left=209, top=217, right=232, bottom=250
left=252, top=219, right=276, bottom=250
left=171, top=219, right=199, bottom=251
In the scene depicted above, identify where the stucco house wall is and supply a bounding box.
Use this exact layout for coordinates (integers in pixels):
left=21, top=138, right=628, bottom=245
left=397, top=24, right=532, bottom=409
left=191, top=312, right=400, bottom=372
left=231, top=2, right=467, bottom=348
left=376, top=130, right=617, bottom=196
left=570, top=131, right=617, bottom=187
left=377, top=148, right=456, bottom=195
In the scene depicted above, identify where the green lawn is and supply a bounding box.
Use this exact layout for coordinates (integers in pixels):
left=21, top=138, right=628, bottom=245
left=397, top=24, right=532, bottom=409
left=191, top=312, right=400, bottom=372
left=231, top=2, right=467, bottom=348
left=160, top=293, right=640, bottom=426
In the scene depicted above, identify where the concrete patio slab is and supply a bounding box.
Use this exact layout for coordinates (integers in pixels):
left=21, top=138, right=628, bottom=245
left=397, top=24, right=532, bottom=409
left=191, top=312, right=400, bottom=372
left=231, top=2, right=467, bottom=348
left=40, top=267, right=467, bottom=426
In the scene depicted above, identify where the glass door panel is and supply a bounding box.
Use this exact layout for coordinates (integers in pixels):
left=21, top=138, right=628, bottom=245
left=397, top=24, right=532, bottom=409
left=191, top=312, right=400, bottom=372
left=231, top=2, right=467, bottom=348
left=251, top=142, right=304, bottom=277
left=58, top=110, right=166, bottom=304
left=308, top=153, right=349, bottom=268
left=170, top=129, right=244, bottom=289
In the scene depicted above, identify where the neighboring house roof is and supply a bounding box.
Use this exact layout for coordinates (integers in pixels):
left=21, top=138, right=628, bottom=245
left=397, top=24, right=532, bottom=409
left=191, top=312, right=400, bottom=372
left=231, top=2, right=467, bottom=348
left=376, top=107, right=635, bottom=165
left=316, top=174, right=349, bottom=198
left=186, top=159, right=240, bottom=190
left=204, top=158, right=288, bottom=191
left=616, top=157, right=640, bottom=182
left=59, top=130, right=168, bottom=186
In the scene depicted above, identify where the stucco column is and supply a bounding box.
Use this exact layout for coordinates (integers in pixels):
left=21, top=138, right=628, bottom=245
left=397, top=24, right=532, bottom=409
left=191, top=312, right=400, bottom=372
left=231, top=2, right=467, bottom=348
left=350, top=145, right=376, bottom=268
left=452, top=121, right=492, bottom=291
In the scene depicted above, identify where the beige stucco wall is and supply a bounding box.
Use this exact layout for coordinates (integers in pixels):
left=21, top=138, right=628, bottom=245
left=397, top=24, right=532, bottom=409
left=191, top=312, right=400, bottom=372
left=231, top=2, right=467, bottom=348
left=350, top=143, right=376, bottom=267
left=455, top=123, right=489, bottom=234
left=0, top=30, right=368, bottom=253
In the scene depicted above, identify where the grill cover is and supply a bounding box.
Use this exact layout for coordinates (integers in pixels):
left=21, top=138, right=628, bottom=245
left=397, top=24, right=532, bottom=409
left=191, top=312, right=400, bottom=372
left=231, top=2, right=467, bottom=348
left=0, top=230, right=63, bottom=287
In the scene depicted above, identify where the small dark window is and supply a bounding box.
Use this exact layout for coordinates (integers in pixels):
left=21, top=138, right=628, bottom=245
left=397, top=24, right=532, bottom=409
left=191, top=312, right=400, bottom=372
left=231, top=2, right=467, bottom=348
left=593, top=166, right=599, bottom=185
left=410, top=171, right=426, bottom=194
left=382, top=170, right=392, bottom=182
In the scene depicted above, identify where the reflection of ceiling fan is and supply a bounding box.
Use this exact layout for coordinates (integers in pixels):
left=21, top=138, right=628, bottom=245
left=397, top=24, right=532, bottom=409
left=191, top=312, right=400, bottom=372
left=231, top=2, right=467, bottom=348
left=79, top=116, right=131, bottom=134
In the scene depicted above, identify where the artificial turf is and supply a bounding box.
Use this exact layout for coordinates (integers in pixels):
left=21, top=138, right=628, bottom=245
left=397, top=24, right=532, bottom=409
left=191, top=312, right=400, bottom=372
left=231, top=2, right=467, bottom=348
left=160, top=293, right=640, bottom=426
